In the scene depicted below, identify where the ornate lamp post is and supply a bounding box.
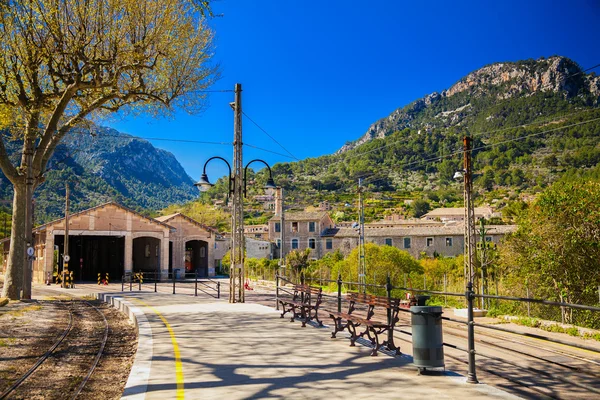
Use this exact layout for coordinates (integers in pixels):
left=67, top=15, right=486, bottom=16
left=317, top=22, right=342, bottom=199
left=196, top=157, right=276, bottom=303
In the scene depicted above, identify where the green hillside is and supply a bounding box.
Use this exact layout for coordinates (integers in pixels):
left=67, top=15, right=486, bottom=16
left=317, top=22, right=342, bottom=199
left=203, top=56, right=600, bottom=223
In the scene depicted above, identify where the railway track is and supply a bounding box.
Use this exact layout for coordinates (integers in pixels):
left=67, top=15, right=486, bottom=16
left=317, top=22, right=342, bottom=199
left=0, top=300, right=109, bottom=400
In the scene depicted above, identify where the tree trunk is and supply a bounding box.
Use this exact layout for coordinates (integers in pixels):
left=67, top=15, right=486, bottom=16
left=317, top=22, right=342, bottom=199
left=1, top=184, right=27, bottom=299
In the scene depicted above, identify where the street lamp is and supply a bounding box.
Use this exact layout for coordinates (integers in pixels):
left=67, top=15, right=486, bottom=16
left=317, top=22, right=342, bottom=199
left=196, top=156, right=276, bottom=303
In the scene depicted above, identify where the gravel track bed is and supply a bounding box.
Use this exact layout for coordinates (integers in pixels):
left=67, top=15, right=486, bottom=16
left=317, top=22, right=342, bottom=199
left=0, top=298, right=136, bottom=400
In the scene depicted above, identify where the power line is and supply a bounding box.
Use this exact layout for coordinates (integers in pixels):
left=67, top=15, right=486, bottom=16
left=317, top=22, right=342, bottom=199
left=243, top=143, right=297, bottom=160
left=242, top=111, right=300, bottom=161
left=326, top=115, right=600, bottom=194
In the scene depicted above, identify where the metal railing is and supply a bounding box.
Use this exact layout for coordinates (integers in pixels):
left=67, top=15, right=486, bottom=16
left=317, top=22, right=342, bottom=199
left=121, top=270, right=220, bottom=299
left=275, top=272, right=600, bottom=381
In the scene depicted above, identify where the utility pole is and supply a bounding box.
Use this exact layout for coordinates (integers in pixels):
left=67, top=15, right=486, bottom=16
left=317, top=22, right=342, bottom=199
left=62, top=183, right=70, bottom=288
left=462, top=135, right=478, bottom=384
left=231, top=83, right=245, bottom=303
left=277, top=187, right=286, bottom=275
left=357, top=178, right=366, bottom=292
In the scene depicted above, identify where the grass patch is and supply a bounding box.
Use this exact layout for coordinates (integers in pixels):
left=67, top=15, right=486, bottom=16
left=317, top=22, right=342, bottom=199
left=5, top=304, right=42, bottom=318
left=0, top=337, right=16, bottom=347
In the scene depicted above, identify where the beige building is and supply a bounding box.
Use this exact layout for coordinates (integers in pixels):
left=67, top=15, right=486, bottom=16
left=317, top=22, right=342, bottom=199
left=4, top=202, right=219, bottom=284
left=321, top=224, right=516, bottom=259
left=269, top=211, right=335, bottom=259
left=422, top=207, right=498, bottom=222
left=155, top=213, right=217, bottom=277
left=244, top=224, right=269, bottom=240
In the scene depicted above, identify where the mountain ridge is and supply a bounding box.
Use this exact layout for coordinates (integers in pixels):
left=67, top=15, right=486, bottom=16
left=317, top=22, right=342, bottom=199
left=337, top=56, right=600, bottom=154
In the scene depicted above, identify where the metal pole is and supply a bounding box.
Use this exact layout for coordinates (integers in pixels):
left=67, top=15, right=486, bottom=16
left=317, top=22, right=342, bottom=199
left=276, top=273, right=279, bottom=310
left=386, top=274, right=393, bottom=345
left=463, top=135, right=478, bottom=384
left=231, top=83, right=245, bottom=303
left=217, top=282, right=220, bottom=299
left=62, top=184, right=70, bottom=288
left=122, top=275, right=124, bottom=291
left=466, top=281, right=478, bottom=383
left=337, top=273, right=342, bottom=313
left=444, top=273, right=447, bottom=307
left=173, top=269, right=176, bottom=294
left=358, top=178, right=366, bottom=293
left=526, top=286, right=530, bottom=318
left=195, top=269, right=198, bottom=297
left=155, top=274, right=157, bottom=293
left=278, top=187, right=286, bottom=273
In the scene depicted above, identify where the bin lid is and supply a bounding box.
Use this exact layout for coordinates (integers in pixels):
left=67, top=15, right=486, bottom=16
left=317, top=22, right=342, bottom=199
left=410, top=305, right=443, bottom=313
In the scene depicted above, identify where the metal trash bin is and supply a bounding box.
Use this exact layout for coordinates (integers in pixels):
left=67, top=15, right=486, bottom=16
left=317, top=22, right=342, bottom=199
left=411, top=297, right=444, bottom=373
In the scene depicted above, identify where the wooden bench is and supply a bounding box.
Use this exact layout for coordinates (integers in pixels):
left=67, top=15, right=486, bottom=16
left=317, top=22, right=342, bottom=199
left=329, top=292, right=401, bottom=356
left=279, top=284, right=323, bottom=327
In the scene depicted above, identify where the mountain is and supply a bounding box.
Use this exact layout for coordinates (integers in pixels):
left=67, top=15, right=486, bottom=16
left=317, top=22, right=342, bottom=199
left=338, top=56, right=600, bottom=153
left=253, top=56, right=600, bottom=222
left=0, top=124, right=198, bottom=223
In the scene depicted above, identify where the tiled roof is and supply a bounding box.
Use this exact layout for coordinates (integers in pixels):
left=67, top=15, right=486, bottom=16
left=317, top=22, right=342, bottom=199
left=155, top=213, right=219, bottom=234
left=322, top=224, right=516, bottom=238
left=269, top=211, right=329, bottom=222
left=34, top=202, right=175, bottom=231
left=423, top=207, right=494, bottom=217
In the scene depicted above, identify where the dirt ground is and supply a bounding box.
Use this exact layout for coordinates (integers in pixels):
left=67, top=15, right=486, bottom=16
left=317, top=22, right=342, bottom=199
left=0, top=295, right=137, bottom=400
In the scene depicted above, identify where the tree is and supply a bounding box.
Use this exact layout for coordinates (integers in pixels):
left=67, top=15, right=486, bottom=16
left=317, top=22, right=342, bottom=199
left=332, top=243, right=422, bottom=287
left=500, top=180, right=600, bottom=324
left=412, top=199, right=430, bottom=218
left=0, top=0, right=218, bottom=299
left=286, top=249, right=312, bottom=280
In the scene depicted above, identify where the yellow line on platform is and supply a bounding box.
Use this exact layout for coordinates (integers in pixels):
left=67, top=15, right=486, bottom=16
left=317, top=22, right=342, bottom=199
left=132, top=298, right=185, bottom=399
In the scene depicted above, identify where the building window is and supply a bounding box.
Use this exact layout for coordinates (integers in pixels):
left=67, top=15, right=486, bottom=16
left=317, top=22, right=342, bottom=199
left=308, top=238, right=316, bottom=249
left=426, top=237, right=434, bottom=247
left=200, top=247, right=206, bottom=257
left=292, top=239, right=299, bottom=249
left=292, top=222, right=298, bottom=232
left=326, top=238, right=333, bottom=250
left=445, top=237, right=453, bottom=247
left=385, top=238, right=393, bottom=246
left=403, top=237, right=411, bottom=249
left=485, top=236, right=493, bottom=242
left=276, top=239, right=281, bottom=248
left=255, top=234, right=261, bottom=238
left=309, top=222, right=316, bottom=232
left=275, top=222, right=281, bottom=233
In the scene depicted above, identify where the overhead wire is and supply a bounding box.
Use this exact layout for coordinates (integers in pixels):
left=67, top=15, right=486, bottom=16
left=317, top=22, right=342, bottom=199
left=325, top=114, right=600, bottom=194
left=242, top=111, right=300, bottom=161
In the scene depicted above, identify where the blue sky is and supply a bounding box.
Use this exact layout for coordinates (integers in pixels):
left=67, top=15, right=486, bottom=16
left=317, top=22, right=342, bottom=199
left=107, top=0, right=600, bottom=181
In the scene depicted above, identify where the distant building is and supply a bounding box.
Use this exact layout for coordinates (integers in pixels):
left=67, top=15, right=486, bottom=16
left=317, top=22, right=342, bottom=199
left=268, top=211, right=335, bottom=259
left=244, top=224, right=269, bottom=240
left=422, top=207, right=498, bottom=222
left=321, top=224, right=516, bottom=258
left=246, top=238, right=274, bottom=260
left=318, top=201, right=332, bottom=211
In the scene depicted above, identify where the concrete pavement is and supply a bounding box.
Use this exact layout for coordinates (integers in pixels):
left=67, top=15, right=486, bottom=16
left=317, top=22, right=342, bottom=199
left=35, top=284, right=520, bottom=399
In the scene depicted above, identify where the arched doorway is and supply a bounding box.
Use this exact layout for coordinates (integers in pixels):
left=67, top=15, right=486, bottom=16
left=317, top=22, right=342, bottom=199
left=184, top=240, right=208, bottom=277
left=133, top=236, right=161, bottom=276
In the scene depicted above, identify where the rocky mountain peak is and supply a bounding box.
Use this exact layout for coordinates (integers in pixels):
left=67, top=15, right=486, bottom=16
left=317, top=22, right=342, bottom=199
left=337, top=56, right=597, bottom=154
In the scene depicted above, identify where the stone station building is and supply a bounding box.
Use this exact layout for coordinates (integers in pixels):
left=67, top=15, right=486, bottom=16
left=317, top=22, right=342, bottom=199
left=3, top=202, right=217, bottom=284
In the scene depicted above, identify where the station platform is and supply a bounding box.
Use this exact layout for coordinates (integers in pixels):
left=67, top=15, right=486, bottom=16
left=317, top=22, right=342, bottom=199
left=34, top=284, right=520, bottom=399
